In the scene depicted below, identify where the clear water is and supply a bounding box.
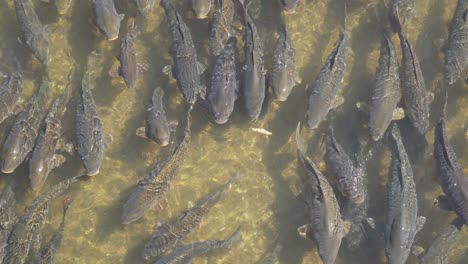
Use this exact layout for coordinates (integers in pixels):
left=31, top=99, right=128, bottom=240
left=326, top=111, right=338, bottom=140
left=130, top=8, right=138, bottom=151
left=0, top=0, right=466, bottom=263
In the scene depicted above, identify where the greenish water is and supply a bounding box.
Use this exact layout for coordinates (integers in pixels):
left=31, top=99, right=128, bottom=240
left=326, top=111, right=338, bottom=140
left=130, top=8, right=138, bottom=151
left=0, top=0, right=467, bottom=263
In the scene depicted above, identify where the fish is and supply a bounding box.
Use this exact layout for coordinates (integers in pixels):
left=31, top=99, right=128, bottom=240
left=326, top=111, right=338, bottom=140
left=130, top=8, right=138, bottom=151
left=279, top=0, right=301, bottom=14
left=0, top=182, right=17, bottom=263
left=368, top=31, right=402, bottom=141
left=142, top=172, right=241, bottom=259
left=134, top=0, right=155, bottom=16
left=295, top=123, right=350, bottom=264
left=29, top=72, right=73, bottom=191
left=0, top=73, right=23, bottom=125
left=397, top=25, right=431, bottom=135
left=239, top=1, right=266, bottom=120
left=384, top=123, right=425, bottom=264
left=306, top=32, right=348, bottom=129
left=136, top=87, right=171, bottom=146
left=121, top=111, right=192, bottom=224
left=14, top=0, right=50, bottom=66
left=208, top=37, right=238, bottom=124
left=190, top=0, right=212, bottom=19
left=92, top=0, right=124, bottom=40
left=161, top=0, right=204, bottom=106
left=271, top=21, right=300, bottom=101
left=444, top=0, right=468, bottom=85
left=30, top=199, right=72, bottom=264
left=387, top=0, right=415, bottom=33
left=0, top=77, right=49, bottom=174
left=154, top=226, right=242, bottom=264
left=416, top=218, right=463, bottom=264
left=209, top=0, right=235, bottom=56
left=2, top=175, right=82, bottom=264
left=433, top=91, right=468, bottom=224
left=53, top=0, right=74, bottom=15
left=118, top=18, right=138, bottom=89
left=325, top=127, right=366, bottom=204
left=76, top=53, right=107, bottom=176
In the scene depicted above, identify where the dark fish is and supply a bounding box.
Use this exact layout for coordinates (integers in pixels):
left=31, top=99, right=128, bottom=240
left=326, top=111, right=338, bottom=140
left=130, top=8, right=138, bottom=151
left=0, top=77, right=49, bottom=174
left=137, top=87, right=171, bottom=146
left=142, top=172, right=241, bottom=259
left=296, top=123, right=349, bottom=264
left=30, top=199, right=72, bottom=264
left=417, top=218, right=463, bottom=264
left=208, top=37, right=238, bottom=124
left=340, top=198, right=369, bottom=251
left=209, top=0, right=235, bottom=56
left=0, top=73, right=23, bottom=125
left=118, top=19, right=138, bottom=89
left=161, top=0, right=204, bottom=105
left=306, top=32, right=348, bottom=129
left=444, top=0, right=468, bottom=85
left=92, top=0, right=124, bottom=40
left=0, top=182, right=17, bottom=263
left=240, top=2, right=266, bottom=120
left=271, top=22, right=299, bottom=101
left=121, top=111, right=192, bottom=224
left=14, top=0, right=50, bottom=66
left=76, top=53, right=106, bottom=176
left=397, top=29, right=430, bottom=135
left=434, top=91, right=468, bottom=224
left=2, top=176, right=82, bottom=264
left=154, top=226, right=241, bottom=264
left=134, top=0, right=155, bottom=16
left=53, top=0, right=74, bottom=15
left=190, top=0, right=212, bottom=19
left=279, top=0, right=301, bottom=13
left=368, top=32, right=401, bottom=141
left=29, top=74, right=73, bottom=191
left=325, top=127, right=366, bottom=204
left=385, top=123, right=425, bottom=264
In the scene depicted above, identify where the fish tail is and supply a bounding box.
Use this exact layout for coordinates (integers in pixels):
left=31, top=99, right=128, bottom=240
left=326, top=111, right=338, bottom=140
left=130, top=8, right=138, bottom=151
left=223, top=226, right=242, bottom=248
left=153, top=87, right=164, bottom=104
left=440, top=81, right=448, bottom=122
left=295, top=122, right=307, bottom=158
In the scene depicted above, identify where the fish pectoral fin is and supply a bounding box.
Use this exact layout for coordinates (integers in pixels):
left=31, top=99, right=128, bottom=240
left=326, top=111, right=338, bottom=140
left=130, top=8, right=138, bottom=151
left=137, top=63, right=150, bottom=73
left=103, top=134, right=114, bottom=149
left=108, top=65, right=120, bottom=78
left=59, top=141, right=75, bottom=155
left=157, top=198, right=169, bottom=210
left=426, top=92, right=435, bottom=104
left=199, top=85, right=207, bottom=100
left=411, top=245, right=425, bottom=258
left=415, top=216, right=426, bottom=234
left=295, top=75, right=303, bottom=85
left=297, top=224, right=314, bottom=240
left=341, top=220, right=351, bottom=237
left=391, top=107, right=406, bottom=120
left=332, top=95, right=345, bottom=109
left=197, top=61, right=207, bottom=75
left=355, top=101, right=369, bottom=114
left=52, top=154, right=66, bottom=168
left=135, top=127, right=148, bottom=139
left=169, top=120, right=179, bottom=132
left=435, top=195, right=454, bottom=211
left=162, top=65, right=175, bottom=79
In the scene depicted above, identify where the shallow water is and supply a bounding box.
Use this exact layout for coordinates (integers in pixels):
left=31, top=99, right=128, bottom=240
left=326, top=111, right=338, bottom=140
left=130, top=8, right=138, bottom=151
left=0, top=0, right=467, bottom=263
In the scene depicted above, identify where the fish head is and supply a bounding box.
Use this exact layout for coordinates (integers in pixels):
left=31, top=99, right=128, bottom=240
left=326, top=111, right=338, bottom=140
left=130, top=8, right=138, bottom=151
left=339, top=169, right=366, bottom=204
left=0, top=135, right=28, bottom=174
left=154, top=126, right=171, bottom=147
left=55, top=0, right=74, bottom=15
left=101, top=12, right=124, bottom=41
left=272, top=70, right=292, bottom=101
left=209, top=92, right=233, bottom=124
left=280, top=0, right=300, bottom=14
left=190, top=0, right=211, bottom=19
left=29, top=158, right=48, bottom=192
left=36, top=34, right=50, bottom=66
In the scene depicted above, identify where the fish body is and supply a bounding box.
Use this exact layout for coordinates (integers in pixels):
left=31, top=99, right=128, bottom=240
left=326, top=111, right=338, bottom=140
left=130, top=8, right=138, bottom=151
left=295, top=123, right=349, bottom=264
left=307, top=32, right=348, bottom=129
left=272, top=22, right=298, bottom=101
left=0, top=73, right=23, bottom=125
left=0, top=77, right=49, bottom=174
left=31, top=200, right=72, bottom=264
left=145, top=87, right=171, bottom=146
left=208, top=37, right=237, bottom=124
left=121, top=113, right=191, bottom=224
left=325, top=127, right=366, bottom=204
left=142, top=173, right=240, bottom=259
left=161, top=0, right=203, bottom=105
left=92, top=0, right=124, bottom=40
left=29, top=91, right=70, bottom=191
left=76, top=55, right=105, bottom=176
left=385, top=123, right=425, bottom=264
left=53, top=0, right=74, bottom=15
left=240, top=5, right=266, bottom=120
left=369, top=32, right=401, bottom=141
left=418, top=219, right=462, bottom=264
left=209, top=0, right=235, bottom=56
left=398, top=31, right=430, bottom=135
left=119, top=23, right=138, bottom=89
left=0, top=182, right=17, bottom=263
left=190, top=0, right=212, bottom=19
left=444, top=0, right=468, bottom=85
left=14, top=0, right=50, bottom=66
left=2, top=176, right=81, bottom=264
left=340, top=199, right=368, bottom=251
left=154, top=227, right=241, bottom=264
left=434, top=93, right=468, bottom=224
left=134, top=0, right=155, bottom=16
